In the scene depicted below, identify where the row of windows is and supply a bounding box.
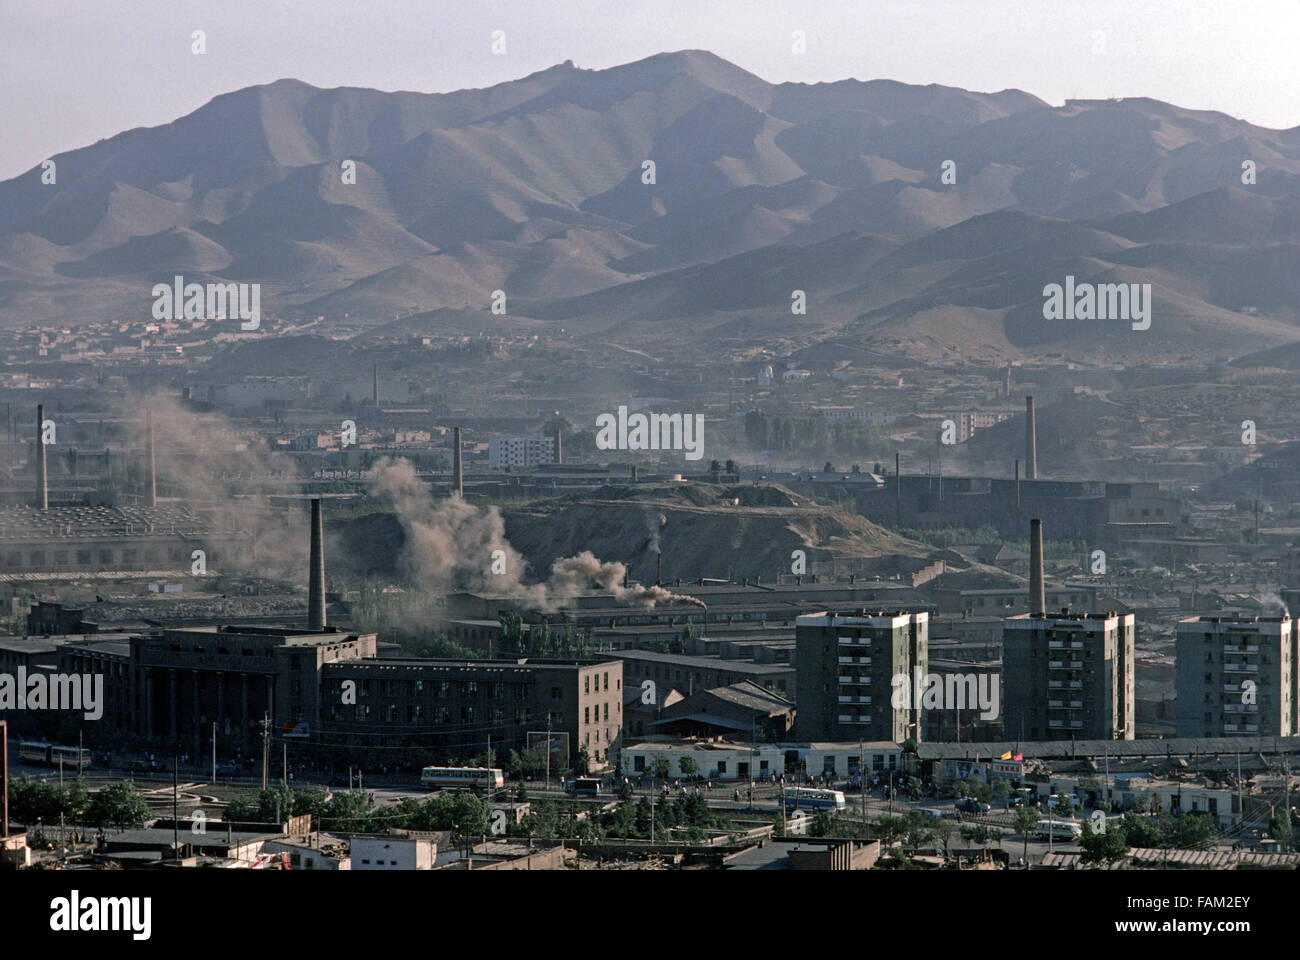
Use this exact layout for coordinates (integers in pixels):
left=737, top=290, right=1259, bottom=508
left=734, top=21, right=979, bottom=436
left=583, top=703, right=615, bottom=725
left=583, top=672, right=614, bottom=694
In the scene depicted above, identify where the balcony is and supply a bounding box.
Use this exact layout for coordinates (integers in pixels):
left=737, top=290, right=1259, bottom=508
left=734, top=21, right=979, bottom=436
left=837, top=715, right=873, bottom=725
left=1048, top=660, right=1083, bottom=670
left=838, top=695, right=872, bottom=705
left=1223, top=704, right=1258, bottom=714
left=1223, top=663, right=1257, bottom=673
left=838, top=675, right=871, bottom=685
left=837, top=636, right=871, bottom=646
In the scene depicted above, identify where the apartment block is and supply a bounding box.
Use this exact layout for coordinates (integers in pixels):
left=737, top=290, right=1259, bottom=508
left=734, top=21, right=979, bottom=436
left=794, top=610, right=927, bottom=742
left=1175, top=615, right=1293, bottom=738
left=1002, top=611, right=1135, bottom=741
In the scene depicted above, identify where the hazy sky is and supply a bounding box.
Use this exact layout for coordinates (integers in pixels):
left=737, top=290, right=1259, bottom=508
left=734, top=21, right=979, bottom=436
left=2, top=0, right=1298, bottom=180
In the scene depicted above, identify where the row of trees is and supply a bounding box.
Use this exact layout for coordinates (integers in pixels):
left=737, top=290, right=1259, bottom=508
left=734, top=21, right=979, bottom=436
left=743, top=411, right=893, bottom=460
left=7, top=777, right=150, bottom=831
left=498, top=612, right=598, bottom=659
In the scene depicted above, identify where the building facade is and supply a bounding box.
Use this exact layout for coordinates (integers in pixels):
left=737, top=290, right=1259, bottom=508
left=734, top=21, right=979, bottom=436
left=1002, top=611, right=1135, bottom=741
left=489, top=437, right=556, bottom=470
left=1175, top=615, right=1293, bottom=738
left=794, top=611, right=928, bottom=742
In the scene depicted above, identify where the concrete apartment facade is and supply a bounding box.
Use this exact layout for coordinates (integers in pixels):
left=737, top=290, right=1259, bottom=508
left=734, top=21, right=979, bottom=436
left=1175, top=615, right=1293, bottom=738
left=794, top=610, right=927, bottom=743
left=1002, top=611, right=1135, bottom=741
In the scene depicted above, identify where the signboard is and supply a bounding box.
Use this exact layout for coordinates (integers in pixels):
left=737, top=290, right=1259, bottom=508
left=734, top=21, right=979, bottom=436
left=281, top=721, right=310, bottom=739
left=527, top=730, right=570, bottom=766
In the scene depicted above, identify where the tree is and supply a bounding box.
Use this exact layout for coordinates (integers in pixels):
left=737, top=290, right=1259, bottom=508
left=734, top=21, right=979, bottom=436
left=86, top=782, right=150, bottom=830
left=1120, top=811, right=1162, bottom=848
left=934, top=819, right=954, bottom=858
left=678, top=756, right=699, bottom=777
left=1078, top=820, right=1130, bottom=865
left=649, top=754, right=672, bottom=781
left=1271, top=809, right=1295, bottom=853
left=1013, top=806, right=1040, bottom=863
left=903, top=811, right=933, bottom=852
left=990, top=778, right=1011, bottom=807
left=575, top=744, right=591, bottom=777
left=1053, top=794, right=1076, bottom=820
left=823, top=462, right=835, bottom=474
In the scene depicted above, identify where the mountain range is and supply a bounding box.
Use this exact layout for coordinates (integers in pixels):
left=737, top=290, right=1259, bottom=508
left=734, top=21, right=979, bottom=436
left=3, top=49, right=1300, bottom=362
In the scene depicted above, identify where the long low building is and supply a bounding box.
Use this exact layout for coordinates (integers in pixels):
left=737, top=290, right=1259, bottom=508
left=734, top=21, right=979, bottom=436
left=619, top=740, right=903, bottom=781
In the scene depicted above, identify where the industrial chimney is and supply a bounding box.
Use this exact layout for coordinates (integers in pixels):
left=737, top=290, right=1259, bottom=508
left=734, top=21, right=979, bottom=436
left=1029, top=517, right=1045, bottom=617
left=554, top=426, right=563, bottom=465
left=372, top=365, right=379, bottom=407
left=34, top=404, right=47, bottom=511
left=452, top=426, right=463, bottom=498
left=146, top=406, right=157, bottom=508
left=656, top=552, right=663, bottom=587
left=1025, top=396, right=1038, bottom=480
left=308, top=497, right=326, bottom=630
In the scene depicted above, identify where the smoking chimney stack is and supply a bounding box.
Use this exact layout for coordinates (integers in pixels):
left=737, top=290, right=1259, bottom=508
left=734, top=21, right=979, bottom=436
left=1025, top=396, right=1038, bottom=480
left=452, top=426, right=463, bottom=497
left=1029, top=517, right=1045, bottom=617
left=308, top=497, right=326, bottom=630
left=656, top=551, right=663, bottom=587
left=554, top=426, right=563, bottom=465
left=146, top=406, right=157, bottom=508
left=34, top=404, right=47, bottom=511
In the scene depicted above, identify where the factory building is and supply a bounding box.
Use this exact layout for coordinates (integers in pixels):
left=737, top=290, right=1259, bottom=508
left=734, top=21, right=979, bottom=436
left=489, top=437, right=556, bottom=470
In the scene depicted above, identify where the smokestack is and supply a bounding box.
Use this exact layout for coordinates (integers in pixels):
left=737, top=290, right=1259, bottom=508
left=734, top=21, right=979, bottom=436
left=656, top=552, right=662, bottom=587
left=452, top=427, right=463, bottom=498
left=372, top=365, right=379, bottom=407
left=894, top=452, right=901, bottom=527
left=146, top=406, right=157, bottom=508
left=631, top=464, right=638, bottom=483
left=1029, top=517, right=1045, bottom=617
left=1025, top=396, right=1037, bottom=480
left=1004, top=364, right=1012, bottom=399
left=308, top=497, right=326, bottom=631
left=1014, top=458, right=1021, bottom=524
left=35, top=404, right=47, bottom=511
left=554, top=426, right=563, bottom=465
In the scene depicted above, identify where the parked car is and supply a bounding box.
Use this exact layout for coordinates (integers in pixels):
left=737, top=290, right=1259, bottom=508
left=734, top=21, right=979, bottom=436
left=215, top=764, right=242, bottom=779
left=956, top=797, right=991, bottom=813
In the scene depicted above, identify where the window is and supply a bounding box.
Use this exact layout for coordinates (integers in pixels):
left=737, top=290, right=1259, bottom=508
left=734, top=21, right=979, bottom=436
left=552, top=686, right=562, bottom=700
left=584, top=676, right=590, bottom=694
left=603, top=672, right=609, bottom=691
left=584, top=707, right=590, bottom=725
left=603, top=703, right=609, bottom=721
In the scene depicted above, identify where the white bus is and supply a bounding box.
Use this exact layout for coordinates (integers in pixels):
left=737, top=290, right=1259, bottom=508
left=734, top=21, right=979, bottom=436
left=1034, top=819, right=1082, bottom=841
left=782, top=787, right=846, bottom=811
left=18, top=741, right=91, bottom=771
left=419, top=766, right=505, bottom=792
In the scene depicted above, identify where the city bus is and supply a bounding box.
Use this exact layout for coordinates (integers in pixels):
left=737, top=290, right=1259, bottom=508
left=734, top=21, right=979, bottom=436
left=566, top=777, right=604, bottom=795
left=1033, top=819, right=1082, bottom=841
left=18, top=741, right=91, bottom=771
left=782, top=787, right=846, bottom=811
left=419, top=766, right=505, bottom=792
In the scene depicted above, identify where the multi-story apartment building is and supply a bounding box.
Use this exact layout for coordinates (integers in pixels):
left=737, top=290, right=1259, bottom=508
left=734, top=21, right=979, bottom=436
left=1002, top=611, right=1135, bottom=741
left=794, top=610, right=927, bottom=742
left=489, top=437, right=555, bottom=469
left=1175, top=615, right=1293, bottom=738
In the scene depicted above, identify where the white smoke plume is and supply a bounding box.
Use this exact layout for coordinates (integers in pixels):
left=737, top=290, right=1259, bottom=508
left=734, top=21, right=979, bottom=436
left=366, top=457, right=704, bottom=611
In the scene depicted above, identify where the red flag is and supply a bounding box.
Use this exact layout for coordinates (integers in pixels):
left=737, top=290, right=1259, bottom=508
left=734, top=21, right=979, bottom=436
left=1013, top=753, right=1023, bottom=761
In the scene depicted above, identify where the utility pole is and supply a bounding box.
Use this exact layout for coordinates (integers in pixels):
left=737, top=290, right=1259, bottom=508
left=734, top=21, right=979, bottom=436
left=282, top=741, right=288, bottom=786
left=260, top=713, right=270, bottom=790
left=859, top=739, right=866, bottom=828
left=545, top=713, right=552, bottom=794
left=211, top=722, right=216, bottom=783
left=172, top=751, right=179, bottom=860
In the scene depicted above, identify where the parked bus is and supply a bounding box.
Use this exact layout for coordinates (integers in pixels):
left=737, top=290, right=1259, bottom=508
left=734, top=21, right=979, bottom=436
left=566, top=777, right=604, bottom=795
left=1033, top=819, right=1082, bottom=841
left=419, top=766, right=504, bottom=792
left=782, top=787, right=846, bottom=811
left=18, top=741, right=91, bottom=771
